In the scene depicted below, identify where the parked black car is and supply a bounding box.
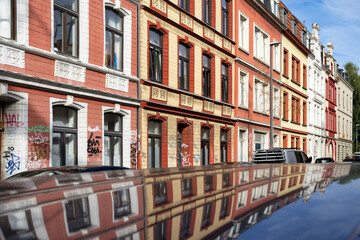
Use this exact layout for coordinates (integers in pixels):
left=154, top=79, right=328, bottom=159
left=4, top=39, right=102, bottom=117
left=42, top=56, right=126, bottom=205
left=252, top=148, right=312, bottom=164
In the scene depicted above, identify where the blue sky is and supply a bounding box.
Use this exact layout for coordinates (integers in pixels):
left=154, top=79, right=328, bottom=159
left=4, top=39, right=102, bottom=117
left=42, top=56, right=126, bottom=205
left=282, top=0, right=360, bottom=69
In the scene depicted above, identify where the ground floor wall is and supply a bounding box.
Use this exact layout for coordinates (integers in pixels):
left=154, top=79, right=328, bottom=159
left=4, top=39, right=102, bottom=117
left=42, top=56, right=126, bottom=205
left=0, top=86, right=138, bottom=179
left=337, top=139, right=352, bottom=162
left=139, top=108, right=234, bottom=168
left=234, top=122, right=280, bottom=162
left=307, top=135, right=326, bottom=161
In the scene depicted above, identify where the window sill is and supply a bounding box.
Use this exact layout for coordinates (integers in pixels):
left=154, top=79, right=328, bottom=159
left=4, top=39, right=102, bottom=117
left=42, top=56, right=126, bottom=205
left=273, top=68, right=280, bottom=74
left=238, top=105, right=249, bottom=110
left=302, top=86, right=307, bottom=90
left=290, top=121, right=301, bottom=125
left=253, top=109, right=269, bottom=116
left=291, top=79, right=301, bottom=86
left=253, top=56, right=270, bottom=67
left=238, top=47, right=249, bottom=55
left=283, top=74, right=289, bottom=79
left=302, top=124, right=307, bottom=127
left=282, top=118, right=289, bottom=122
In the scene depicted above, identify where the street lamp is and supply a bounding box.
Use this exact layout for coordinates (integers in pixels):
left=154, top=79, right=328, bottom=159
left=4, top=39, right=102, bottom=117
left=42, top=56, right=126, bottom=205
left=356, top=124, right=360, bottom=152
left=270, top=41, right=281, bottom=149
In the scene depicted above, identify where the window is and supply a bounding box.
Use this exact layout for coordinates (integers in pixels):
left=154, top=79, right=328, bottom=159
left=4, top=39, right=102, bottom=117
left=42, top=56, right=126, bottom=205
left=104, top=113, right=123, bottom=166
left=113, top=189, right=131, bottom=218
left=254, top=26, right=269, bottom=63
left=179, top=0, right=189, bottom=11
left=301, top=30, right=307, bottom=45
left=223, top=173, right=230, bottom=187
left=52, top=106, right=77, bottom=166
left=180, top=211, right=192, bottom=238
left=291, top=19, right=297, bottom=36
left=202, top=203, right=212, bottom=228
left=238, top=13, right=249, bottom=51
left=222, top=0, right=229, bottom=37
left=155, top=221, right=166, bottom=240
left=254, top=79, right=269, bottom=114
left=154, top=182, right=167, bottom=206
left=64, top=197, right=91, bottom=232
left=149, top=30, right=163, bottom=82
left=292, top=56, right=300, bottom=83
left=271, top=181, right=279, bottom=194
left=203, top=0, right=211, bottom=25
left=105, top=7, right=123, bottom=70
left=239, top=70, right=248, bottom=107
left=222, top=64, right=229, bottom=103
left=251, top=184, right=267, bottom=201
left=220, top=197, right=229, bottom=219
left=54, top=0, right=78, bottom=57
left=281, top=8, right=287, bottom=25
left=0, top=0, right=16, bottom=39
left=303, top=101, right=307, bottom=125
left=204, top=175, right=213, bottom=192
left=254, top=132, right=266, bottom=150
left=179, top=43, right=190, bottom=91
left=303, top=65, right=307, bottom=88
left=283, top=49, right=288, bottom=76
left=237, top=190, right=248, bottom=208
left=238, top=130, right=247, bottom=162
left=239, top=171, right=249, bottom=183
left=273, top=43, right=280, bottom=71
left=220, top=130, right=228, bottom=162
left=283, top=92, right=288, bottom=120
left=291, top=97, right=300, bottom=123
left=201, top=127, right=210, bottom=166
left=148, top=120, right=161, bottom=168
left=182, top=178, right=193, bottom=197
left=203, top=54, right=211, bottom=98
left=0, top=210, right=36, bottom=239
left=273, top=88, right=280, bottom=118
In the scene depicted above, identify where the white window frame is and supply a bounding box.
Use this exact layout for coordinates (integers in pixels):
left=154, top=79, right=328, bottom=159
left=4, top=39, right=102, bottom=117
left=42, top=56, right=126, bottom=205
left=237, top=190, right=248, bottom=209
left=253, top=78, right=269, bottom=114
left=239, top=170, right=249, bottom=183
left=254, top=24, right=269, bottom=64
left=238, top=11, right=249, bottom=52
left=238, top=128, right=248, bottom=162
left=272, top=43, right=280, bottom=71
left=273, top=87, right=280, bottom=118
left=238, top=69, right=249, bottom=108
left=251, top=184, right=268, bottom=202
left=254, top=131, right=267, bottom=151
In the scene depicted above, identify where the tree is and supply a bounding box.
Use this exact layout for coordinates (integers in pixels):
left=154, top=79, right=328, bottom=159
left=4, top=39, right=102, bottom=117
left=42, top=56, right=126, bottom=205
left=344, top=62, right=360, bottom=152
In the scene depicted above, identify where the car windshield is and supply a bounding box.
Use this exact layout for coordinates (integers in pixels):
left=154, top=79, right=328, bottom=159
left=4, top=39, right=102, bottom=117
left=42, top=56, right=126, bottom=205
left=1, top=164, right=359, bottom=240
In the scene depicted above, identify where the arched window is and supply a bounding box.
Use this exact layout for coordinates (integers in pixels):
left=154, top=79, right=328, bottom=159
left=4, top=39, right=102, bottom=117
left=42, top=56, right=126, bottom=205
left=104, top=113, right=123, bottom=166
left=52, top=106, right=77, bottom=166
left=105, top=7, right=123, bottom=71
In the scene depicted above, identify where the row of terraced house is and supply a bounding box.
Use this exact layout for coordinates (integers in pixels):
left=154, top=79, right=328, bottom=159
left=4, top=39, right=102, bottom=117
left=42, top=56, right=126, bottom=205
left=0, top=0, right=354, bottom=179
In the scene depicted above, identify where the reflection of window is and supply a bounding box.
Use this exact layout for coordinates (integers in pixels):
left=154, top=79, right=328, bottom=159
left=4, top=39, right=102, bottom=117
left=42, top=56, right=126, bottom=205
left=247, top=212, right=258, bottom=225
left=201, top=127, right=210, bottom=166
left=251, top=184, right=267, bottom=201
left=149, top=29, right=163, bottom=82
left=155, top=221, right=166, bottom=240
left=271, top=181, right=279, bottom=194
left=64, top=197, right=91, bottom=233
left=239, top=171, right=249, bottom=183
left=113, top=189, right=131, bottom=218
left=204, top=175, right=213, bottom=192
left=104, top=113, right=123, bottom=166
left=202, top=202, right=212, bottom=228
left=223, top=173, right=230, bottom=187
left=54, top=0, right=79, bottom=57
left=105, top=7, right=123, bottom=71
left=57, top=174, right=83, bottom=184
left=154, top=182, right=167, bottom=206
left=52, top=106, right=77, bottom=166
left=182, top=178, right=193, bottom=197
left=180, top=211, right=192, bottom=238
left=148, top=120, right=161, bottom=168
left=220, top=197, right=229, bottom=219
left=0, top=210, right=36, bottom=239
left=237, top=190, right=248, bottom=208
left=0, top=0, right=16, bottom=39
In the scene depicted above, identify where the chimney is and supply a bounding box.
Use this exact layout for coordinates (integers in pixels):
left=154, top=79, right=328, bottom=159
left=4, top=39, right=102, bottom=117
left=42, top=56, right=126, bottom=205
left=327, top=42, right=334, bottom=56
left=311, top=23, right=320, bottom=40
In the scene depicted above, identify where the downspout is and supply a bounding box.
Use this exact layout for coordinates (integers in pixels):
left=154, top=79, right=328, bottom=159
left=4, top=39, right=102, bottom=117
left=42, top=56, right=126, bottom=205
left=136, top=0, right=140, bottom=170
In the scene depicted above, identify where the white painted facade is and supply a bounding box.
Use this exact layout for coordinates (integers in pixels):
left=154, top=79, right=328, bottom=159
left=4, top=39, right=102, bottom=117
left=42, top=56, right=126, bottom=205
left=307, top=23, right=326, bottom=160
left=336, top=69, right=353, bottom=161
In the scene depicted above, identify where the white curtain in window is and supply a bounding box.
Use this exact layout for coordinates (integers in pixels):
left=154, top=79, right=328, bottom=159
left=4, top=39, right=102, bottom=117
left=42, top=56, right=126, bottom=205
left=0, top=0, right=11, bottom=38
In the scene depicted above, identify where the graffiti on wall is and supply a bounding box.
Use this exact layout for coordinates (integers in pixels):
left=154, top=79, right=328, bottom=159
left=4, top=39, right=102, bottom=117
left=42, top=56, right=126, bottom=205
left=5, top=152, right=21, bottom=175
left=130, top=131, right=137, bottom=169
left=180, top=143, right=192, bottom=166
left=5, top=113, right=24, bottom=128
left=87, top=132, right=101, bottom=157
left=27, top=126, right=50, bottom=170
